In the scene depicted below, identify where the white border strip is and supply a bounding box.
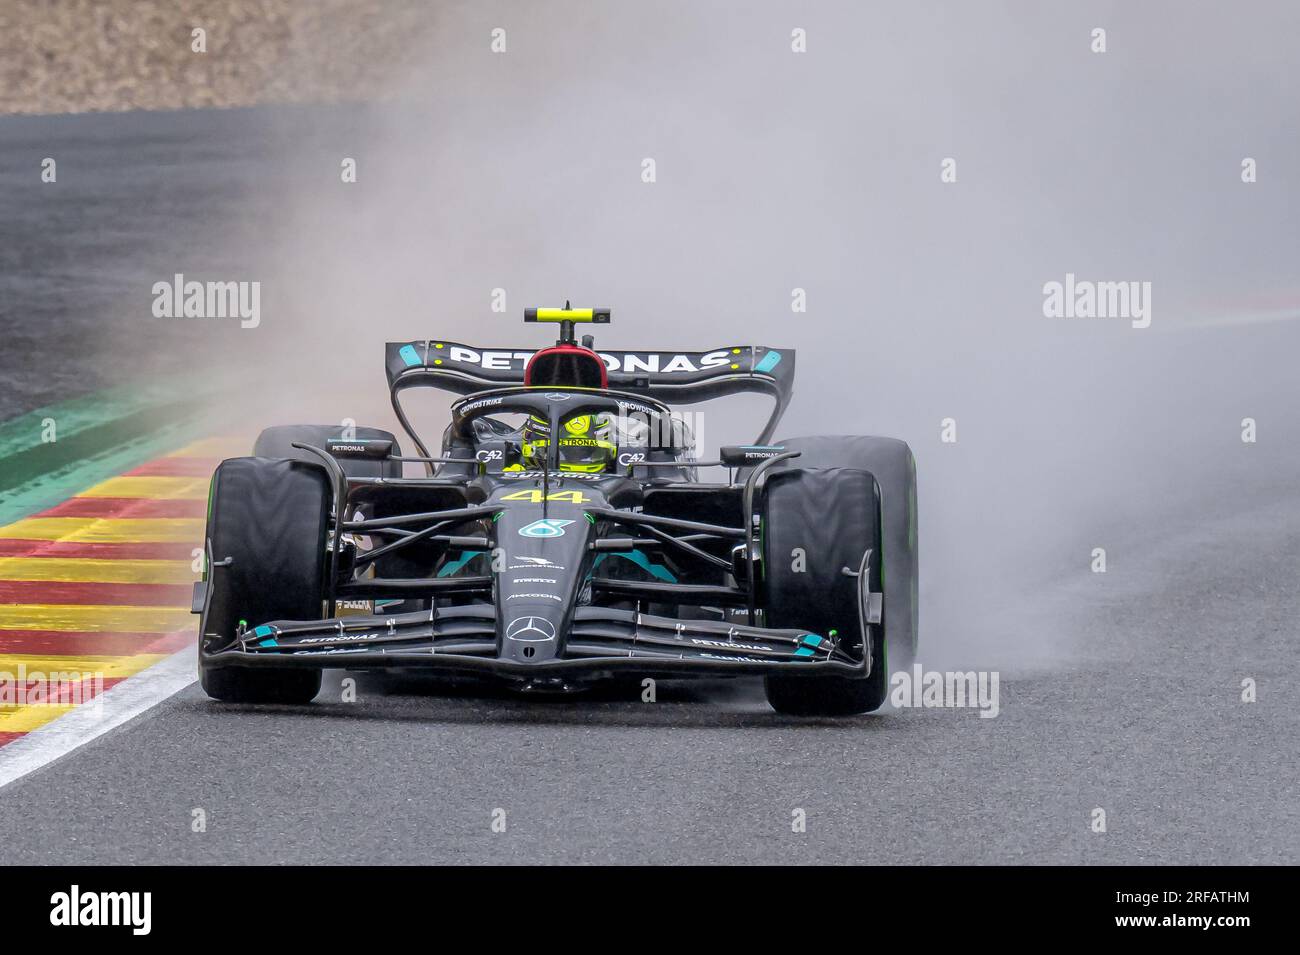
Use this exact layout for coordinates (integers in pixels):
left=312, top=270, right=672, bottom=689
left=0, top=649, right=195, bottom=790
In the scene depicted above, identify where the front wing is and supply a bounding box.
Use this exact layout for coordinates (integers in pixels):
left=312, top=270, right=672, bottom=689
left=200, top=605, right=863, bottom=679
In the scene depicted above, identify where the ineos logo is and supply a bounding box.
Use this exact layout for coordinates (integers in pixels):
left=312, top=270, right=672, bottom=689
left=506, top=616, right=557, bottom=642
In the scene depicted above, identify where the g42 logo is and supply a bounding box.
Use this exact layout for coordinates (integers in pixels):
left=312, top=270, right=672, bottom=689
left=502, top=489, right=590, bottom=504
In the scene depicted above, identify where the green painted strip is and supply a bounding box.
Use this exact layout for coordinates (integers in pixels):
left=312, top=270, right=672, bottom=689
left=0, top=419, right=207, bottom=526
left=0, top=378, right=220, bottom=525
left=0, top=380, right=204, bottom=491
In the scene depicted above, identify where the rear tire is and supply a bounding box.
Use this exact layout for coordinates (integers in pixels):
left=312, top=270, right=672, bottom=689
left=198, top=456, right=330, bottom=704
left=253, top=424, right=402, bottom=479
left=761, top=436, right=918, bottom=716
left=255, top=422, right=419, bottom=602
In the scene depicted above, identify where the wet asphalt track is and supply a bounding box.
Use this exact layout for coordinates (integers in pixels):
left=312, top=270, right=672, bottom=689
left=1, top=102, right=1297, bottom=865
left=0, top=479, right=1296, bottom=865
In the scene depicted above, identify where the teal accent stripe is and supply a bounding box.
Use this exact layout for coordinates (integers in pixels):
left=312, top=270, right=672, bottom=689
left=754, top=350, right=782, bottom=373
left=437, top=550, right=486, bottom=577
left=399, top=344, right=422, bottom=367
left=590, top=550, right=677, bottom=582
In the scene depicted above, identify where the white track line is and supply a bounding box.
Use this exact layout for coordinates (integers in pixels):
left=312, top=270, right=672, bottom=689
left=0, top=649, right=195, bottom=790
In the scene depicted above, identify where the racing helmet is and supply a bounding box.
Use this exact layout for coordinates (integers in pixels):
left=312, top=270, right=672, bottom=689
left=520, top=413, right=615, bottom=473
left=519, top=339, right=614, bottom=471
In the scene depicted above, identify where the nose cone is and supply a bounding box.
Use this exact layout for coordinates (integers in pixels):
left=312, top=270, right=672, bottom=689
left=493, top=492, right=595, bottom=663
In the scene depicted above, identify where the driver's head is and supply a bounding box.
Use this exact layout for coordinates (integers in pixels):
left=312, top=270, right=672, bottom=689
left=521, top=413, right=615, bottom=473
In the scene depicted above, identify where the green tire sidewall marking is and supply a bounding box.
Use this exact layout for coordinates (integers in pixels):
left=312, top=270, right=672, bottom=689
left=204, top=471, right=218, bottom=579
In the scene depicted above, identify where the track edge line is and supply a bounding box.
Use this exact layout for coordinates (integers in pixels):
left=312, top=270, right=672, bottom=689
left=0, top=648, right=195, bottom=790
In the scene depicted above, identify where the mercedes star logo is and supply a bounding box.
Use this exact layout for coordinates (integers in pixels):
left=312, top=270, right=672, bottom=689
left=505, top=616, right=557, bottom=643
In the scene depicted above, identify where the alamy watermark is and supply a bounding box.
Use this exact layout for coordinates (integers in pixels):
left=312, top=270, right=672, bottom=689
left=151, top=273, right=260, bottom=328
left=50, top=885, right=151, bottom=935
left=1043, top=272, right=1151, bottom=329
left=614, top=409, right=706, bottom=461
left=0, top=665, right=104, bottom=712
left=889, top=664, right=1000, bottom=718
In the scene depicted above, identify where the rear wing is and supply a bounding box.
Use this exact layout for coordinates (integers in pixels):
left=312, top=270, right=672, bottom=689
left=385, top=340, right=795, bottom=444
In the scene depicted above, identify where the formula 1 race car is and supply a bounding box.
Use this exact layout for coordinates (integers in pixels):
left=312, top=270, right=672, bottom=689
left=195, top=307, right=917, bottom=715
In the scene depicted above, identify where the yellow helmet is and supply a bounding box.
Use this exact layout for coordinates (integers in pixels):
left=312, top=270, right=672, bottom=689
left=521, top=414, right=615, bottom=473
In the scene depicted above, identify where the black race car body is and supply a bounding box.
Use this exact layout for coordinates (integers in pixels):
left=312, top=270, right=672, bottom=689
left=196, top=313, right=908, bottom=711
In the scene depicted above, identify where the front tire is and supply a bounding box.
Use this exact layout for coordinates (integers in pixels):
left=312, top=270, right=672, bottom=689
left=760, top=436, right=918, bottom=716
left=198, top=456, right=330, bottom=704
